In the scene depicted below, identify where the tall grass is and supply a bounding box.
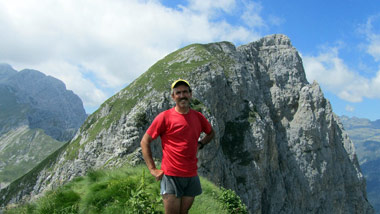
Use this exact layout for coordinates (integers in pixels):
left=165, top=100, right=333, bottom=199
left=4, top=165, right=246, bottom=214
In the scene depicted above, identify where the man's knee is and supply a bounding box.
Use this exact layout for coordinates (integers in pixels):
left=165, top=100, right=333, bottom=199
left=163, top=194, right=181, bottom=214
left=180, top=196, right=195, bottom=214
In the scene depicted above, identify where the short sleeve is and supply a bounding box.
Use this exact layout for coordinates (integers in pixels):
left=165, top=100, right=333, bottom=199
left=146, top=111, right=166, bottom=139
left=197, top=112, right=212, bottom=134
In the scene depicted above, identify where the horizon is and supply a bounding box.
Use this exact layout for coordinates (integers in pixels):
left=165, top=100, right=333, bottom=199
left=0, top=0, right=379, bottom=120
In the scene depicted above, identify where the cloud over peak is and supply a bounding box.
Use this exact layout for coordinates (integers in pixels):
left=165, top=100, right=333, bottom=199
left=303, top=45, right=380, bottom=103
left=0, top=0, right=267, bottom=112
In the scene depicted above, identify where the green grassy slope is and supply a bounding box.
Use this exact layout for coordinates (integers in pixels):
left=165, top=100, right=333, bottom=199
left=0, top=127, right=65, bottom=185
left=0, top=84, right=67, bottom=186
left=4, top=165, right=247, bottom=214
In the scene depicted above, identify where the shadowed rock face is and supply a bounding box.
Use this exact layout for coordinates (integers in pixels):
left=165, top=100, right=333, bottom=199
left=0, top=35, right=374, bottom=213
left=340, top=116, right=380, bottom=213
left=0, top=65, right=87, bottom=141
left=0, top=64, right=87, bottom=189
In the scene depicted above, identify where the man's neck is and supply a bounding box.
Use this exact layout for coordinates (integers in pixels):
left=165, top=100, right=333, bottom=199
left=175, top=106, right=190, bottom=114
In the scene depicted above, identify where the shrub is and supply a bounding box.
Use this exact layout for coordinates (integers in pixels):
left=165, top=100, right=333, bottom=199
left=218, top=187, right=248, bottom=214
left=125, top=171, right=162, bottom=213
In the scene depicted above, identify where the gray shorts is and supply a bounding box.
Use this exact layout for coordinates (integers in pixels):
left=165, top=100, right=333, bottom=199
left=160, top=175, right=202, bottom=198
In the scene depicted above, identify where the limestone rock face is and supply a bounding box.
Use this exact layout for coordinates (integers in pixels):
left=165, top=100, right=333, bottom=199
left=0, top=35, right=374, bottom=213
left=0, top=65, right=87, bottom=141
left=0, top=64, right=87, bottom=189
left=340, top=116, right=380, bottom=212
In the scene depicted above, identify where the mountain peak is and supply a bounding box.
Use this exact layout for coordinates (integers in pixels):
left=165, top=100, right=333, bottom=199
left=0, top=63, right=17, bottom=80
left=0, top=65, right=86, bottom=141
left=260, top=34, right=292, bottom=46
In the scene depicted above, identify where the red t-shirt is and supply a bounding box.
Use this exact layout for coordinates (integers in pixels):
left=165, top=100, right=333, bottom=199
left=146, top=107, right=212, bottom=177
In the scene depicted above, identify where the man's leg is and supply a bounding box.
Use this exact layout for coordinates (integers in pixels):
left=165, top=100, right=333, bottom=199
left=163, top=194, right=181, bottom=214
left=180, top=196, right=195, bottom=214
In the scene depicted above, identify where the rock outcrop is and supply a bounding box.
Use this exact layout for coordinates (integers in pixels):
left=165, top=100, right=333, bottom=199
left=0, top=35, right=373, bottom=213
left=340, top=116, right=380, bottom=213
left=0, top=65, right=87, bottom=141
left=0, top=64, right=87, bottom=188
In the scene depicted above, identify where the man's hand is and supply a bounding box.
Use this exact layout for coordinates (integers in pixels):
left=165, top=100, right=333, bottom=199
left=150, top=168, right=164, bottom=181
left=141, top=133, right=164, bottom=181
left=197, top=129, right=215, bottom=151
left=197, top=141, right=205, bottom=150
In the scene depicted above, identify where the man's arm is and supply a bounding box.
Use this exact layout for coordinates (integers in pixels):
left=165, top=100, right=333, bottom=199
left=198, top=128, right=215, bottom=149
left=140, top=133, right=164, bottom=181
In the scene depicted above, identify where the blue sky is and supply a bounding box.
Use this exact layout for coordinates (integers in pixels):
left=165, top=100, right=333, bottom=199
left=0, top=0, right=379, bottom=120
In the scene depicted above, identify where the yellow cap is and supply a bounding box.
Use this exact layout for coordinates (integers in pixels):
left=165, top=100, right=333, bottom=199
left=171, top=79, right=190, bottom=89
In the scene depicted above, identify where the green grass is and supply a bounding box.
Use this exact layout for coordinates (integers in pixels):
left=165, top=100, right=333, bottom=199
left=4, top=165, right=247, bottom=214
left=1, top=142, right=69, bottom=206
left=0, top=128, right=65, bottom=184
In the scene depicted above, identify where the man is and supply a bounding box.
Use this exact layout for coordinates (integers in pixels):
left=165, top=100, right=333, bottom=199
left=140, top=79, right=215, bottom=214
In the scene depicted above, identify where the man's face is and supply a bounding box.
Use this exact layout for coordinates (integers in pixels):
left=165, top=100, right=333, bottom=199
left=171, top=85, right=192, bottom=108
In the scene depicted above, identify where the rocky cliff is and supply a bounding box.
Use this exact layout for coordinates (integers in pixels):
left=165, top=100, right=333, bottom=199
left=0, top=35, right=374, bottom=213
left=340, top=116, right=380, bottom=213
left=0, top=64, right=87, bottom=141
left=0, top=64, right=87, bottom=188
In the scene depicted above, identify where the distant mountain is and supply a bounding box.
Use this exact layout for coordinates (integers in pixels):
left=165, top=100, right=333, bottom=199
left=340, top=116, right=380, bottom=213
left=340, top=116, right=380, bottom=164
left=0, top=63, right=87, bottom=188
left=0, top=64, right=87, bottom=141
left=0, top=126, right=63, bottom=189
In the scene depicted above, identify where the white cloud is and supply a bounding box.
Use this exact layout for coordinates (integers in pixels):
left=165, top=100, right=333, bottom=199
left=303, top=47, right=380, bottom=103
left=185, top=0, right=236, bottom=16
left=345, top=105, right=355, bottom=113
left=361, top=15, right=380, bottom=61
left=368, top=38, right=380, bottom=61
left=0, top=0, right=264, bottom=112
left=304, top=15, right=380, bottom=104
left=240, top=1, right=266, bottom=29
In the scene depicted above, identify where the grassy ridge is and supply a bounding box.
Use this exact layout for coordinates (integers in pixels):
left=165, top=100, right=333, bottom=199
left=4, top=165, right=247, bottom=214
left=0, top=127, right=65, bottom=184
left=77, top=41, right=235, bottom=143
